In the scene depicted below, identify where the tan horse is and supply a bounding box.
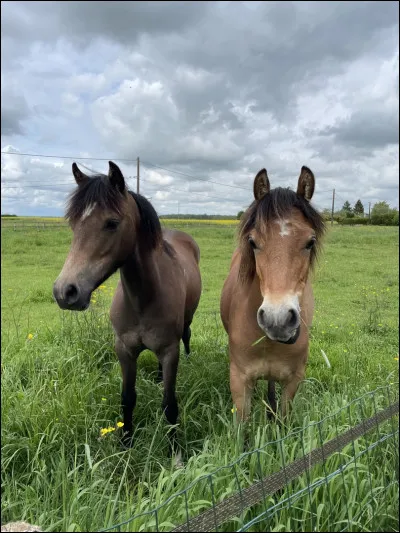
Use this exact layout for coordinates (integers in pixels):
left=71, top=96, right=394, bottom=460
left=220, top=166, right=325, bottom=422
left=53, top=161, right=202, bottom=455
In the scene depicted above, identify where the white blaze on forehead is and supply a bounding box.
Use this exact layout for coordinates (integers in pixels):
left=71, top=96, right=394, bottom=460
left=276, top=219, right=291, bottom=237
left=81, top=202, right=97, bottom=221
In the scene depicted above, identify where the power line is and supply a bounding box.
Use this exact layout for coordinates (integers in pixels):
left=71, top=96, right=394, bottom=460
left=1, top=150, right=130, bottom=162
left=141, top=160, right=250, bottom=191
left=2, top=150, right=332, bottom=193
left=1, top=150, right=251, bottom=191
left=1, top=180, right=249, bottom=205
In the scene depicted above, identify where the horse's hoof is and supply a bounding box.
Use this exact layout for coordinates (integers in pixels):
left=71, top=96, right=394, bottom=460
left=121, top=432, right=133, bottom=448
left=172, top=450, right=185, bottom=469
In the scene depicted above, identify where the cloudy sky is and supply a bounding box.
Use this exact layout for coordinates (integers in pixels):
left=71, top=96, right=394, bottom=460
left=1, top=1, right=399, bottom=216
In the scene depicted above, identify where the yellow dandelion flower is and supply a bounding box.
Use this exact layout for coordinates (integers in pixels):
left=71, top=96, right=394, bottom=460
left=116, top=421, right=124, bottom=428
left=100, top=428, right=109, bottom=437
left=394, top=357, right=399, bottom=361
left=107, top=426, right=115, bottom=433
left=27, top=333, right=33, bottom=340
left=101, top=397, right=107, bottom=401
left=231, top=407, right=237, bottom=413
left=99, top=285, right=106, bottom=289
left=343, top=349, right=348, bottom=353
left=349, top=332, right=354, bottom=335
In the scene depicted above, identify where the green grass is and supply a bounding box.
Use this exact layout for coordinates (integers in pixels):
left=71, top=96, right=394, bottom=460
left=1, top=223, right=399, bottom=532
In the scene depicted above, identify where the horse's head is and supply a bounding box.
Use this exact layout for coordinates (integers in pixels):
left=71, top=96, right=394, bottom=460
left=239, top=166, right=325, bottom=344
left=53, top=161, right=139, bottom=310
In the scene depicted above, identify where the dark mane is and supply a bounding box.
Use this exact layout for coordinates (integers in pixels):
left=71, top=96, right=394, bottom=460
left=128, top=191, right=174, bottom=256
left=65, top=174, right=172, bottom=255
left=238, top=187, right=325, bottom=283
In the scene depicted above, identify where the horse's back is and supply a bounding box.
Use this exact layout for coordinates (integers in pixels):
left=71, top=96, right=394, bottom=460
left=163, top=229, right=200, bottom=264
left=163, top=229, right=201, bottom=319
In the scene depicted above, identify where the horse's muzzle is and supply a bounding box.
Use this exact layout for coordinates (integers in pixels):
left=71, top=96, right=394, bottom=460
left=52, top=281, right=90, bottom=311
left=277, top=325, right=301, bottom=344
left=257, top=302, right=301, bottom=344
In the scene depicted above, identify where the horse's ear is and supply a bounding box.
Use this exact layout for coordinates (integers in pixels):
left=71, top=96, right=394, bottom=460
left=72, top=162, right=88, bottom=185
left=296, top=166, right=315, bottom=201
left=108, top=161, right=125, bottom=193
left=253, top=168, right=270, bottom=201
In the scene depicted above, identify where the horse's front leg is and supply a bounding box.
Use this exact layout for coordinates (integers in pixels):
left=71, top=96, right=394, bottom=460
left=157, top=342, right=181, bottom=464
left=230, top=362, right=255, bottom=423
left=115, top=337, right=142, bottom=447
left=281, top=372, right=304, bottom=420
left=266, top=380, right=277, bottom=420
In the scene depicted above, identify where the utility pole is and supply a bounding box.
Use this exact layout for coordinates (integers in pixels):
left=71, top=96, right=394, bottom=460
left=368, top=202, right=371, bottom=223
left=136, top=157, right=140, bottom=195
left=331, top=189, right=335, bottom=226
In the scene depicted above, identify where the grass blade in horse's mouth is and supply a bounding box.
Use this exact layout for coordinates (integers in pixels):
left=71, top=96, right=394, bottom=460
left=252, top=335, right=266, bottom=346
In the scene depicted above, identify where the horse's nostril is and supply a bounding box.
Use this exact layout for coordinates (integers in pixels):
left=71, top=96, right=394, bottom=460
left=287, top=308, right=298, bottom=328
left=258, top=308, right=267, bottom=326
left=64, top=284, right=79, bottom=304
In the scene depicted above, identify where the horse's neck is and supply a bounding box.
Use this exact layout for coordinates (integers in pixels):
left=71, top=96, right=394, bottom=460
left=120, top=245, right=163, bottom=309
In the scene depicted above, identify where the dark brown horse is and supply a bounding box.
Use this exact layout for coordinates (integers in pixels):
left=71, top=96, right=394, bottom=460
left=220, top=166, right=325, bottom=422
left=53, top=161, right=202, bottom=458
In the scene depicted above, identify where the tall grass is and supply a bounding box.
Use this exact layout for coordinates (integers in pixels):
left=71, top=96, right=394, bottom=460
left=1, top=224, right=399, bottom=531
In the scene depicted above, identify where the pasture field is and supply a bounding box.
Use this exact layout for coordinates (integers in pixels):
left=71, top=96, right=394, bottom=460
left=1, top=216, right=239, bottom=227
left=1, top=221, right=399, bottom=532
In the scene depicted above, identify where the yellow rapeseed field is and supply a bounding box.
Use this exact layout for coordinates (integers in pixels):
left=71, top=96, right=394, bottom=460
left=160, top=218, right=238, bottom=225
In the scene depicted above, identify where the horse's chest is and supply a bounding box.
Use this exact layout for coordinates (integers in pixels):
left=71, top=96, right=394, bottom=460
left=245, top=353, right=296, bottom=383
left=113, top=313, right=180, bottom=352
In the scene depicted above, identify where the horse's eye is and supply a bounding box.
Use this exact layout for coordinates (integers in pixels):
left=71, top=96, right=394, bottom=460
left=305, top=238, right=316, bottom=250
left=103, top=219, right=120, bottom=231
left=249, top=238, right=257, bottom=250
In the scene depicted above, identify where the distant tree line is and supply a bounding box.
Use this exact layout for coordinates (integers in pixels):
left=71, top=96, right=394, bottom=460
left=320, top=200, right=398, bottom=226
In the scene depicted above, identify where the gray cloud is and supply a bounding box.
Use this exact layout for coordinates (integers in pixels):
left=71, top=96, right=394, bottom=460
left=321, top=109, right=399, bottom=149
left=1, top=1, right=399, bottom=216
left=1, top=79, right=30, bottom=135
left=1, top=1, right=211, bottom=58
